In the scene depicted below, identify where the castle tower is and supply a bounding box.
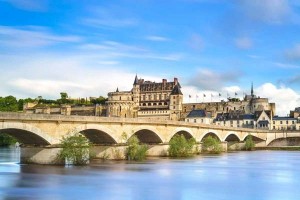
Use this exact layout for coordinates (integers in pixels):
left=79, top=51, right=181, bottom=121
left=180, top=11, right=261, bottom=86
left=132, top=75, right=140, bottom=117
left=169, top=80, right=183, bottom=120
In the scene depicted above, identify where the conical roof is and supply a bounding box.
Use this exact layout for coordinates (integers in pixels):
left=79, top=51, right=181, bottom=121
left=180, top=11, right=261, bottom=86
left=133, top=74, right=138, bottom=85
left=171, top=84, right=183, bottom=95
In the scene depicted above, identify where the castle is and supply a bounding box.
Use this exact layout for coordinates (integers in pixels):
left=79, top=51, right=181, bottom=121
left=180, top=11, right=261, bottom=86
left=106, top=75, right=183, bottom=120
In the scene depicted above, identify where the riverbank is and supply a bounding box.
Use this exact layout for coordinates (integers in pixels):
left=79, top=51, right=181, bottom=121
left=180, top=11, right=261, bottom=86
left=255, top=146, right=300, bottom=151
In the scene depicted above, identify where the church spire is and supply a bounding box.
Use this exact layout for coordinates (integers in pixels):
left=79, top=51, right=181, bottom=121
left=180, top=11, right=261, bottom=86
left=133, top=74, right=138, bottom=85
left=251, top=82, right=254, bottom=97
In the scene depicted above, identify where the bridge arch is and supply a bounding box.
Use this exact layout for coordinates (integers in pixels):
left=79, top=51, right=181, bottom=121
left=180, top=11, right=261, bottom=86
left=241, top=134, right=265, bottom=142
left=74, top=124, right=118, bottom=144
left=223, top=132, right=241, bottom=142
left=200, top=132, right=221, bottom=142
left=0, top=122, right=53, bottom=145
left=129, top=126, right=163, bottom=144
left=168, top=127, right=195, bottom=142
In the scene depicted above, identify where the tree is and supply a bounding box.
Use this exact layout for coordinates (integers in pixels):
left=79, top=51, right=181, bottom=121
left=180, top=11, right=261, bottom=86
left=202, top=136, right=222, bottom=153
left=91, top=96, right=108, bottom=105
left=0, top=133, right=17, bottom=146
left=60, top=92, right=68, bottom=100
left=168, top=134, right=196, bottom=157
left=0, top=96, right=18, bottom=112
left=57, top=133, right=90, bottom=165
left=125, top=135, right=148, bottom=161
left=244, top=135, right=255, bottom=151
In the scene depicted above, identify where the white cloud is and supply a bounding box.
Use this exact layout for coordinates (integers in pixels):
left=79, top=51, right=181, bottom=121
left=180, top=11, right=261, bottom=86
left=256, top=83, right=300, bottom=116
left=188, top=68, right=242, bottom=90
left=285, top=43, right=300, bottom=61
left=239, top=0, right=293, bottom=24
left=2, top=0, right=48, bottom=11
left=235, top=37, right=253, bottom=49
left=0, top=26, right=81, bottom=48
left=145, top=36, right=170, bottom=42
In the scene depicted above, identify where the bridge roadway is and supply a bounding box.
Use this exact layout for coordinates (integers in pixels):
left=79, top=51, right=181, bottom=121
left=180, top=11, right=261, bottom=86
left=0, top=112, right=299, bottom=163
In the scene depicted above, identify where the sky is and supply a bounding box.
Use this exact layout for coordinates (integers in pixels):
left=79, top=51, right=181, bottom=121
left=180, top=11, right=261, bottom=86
left=0, top=0, right=300, bottom=116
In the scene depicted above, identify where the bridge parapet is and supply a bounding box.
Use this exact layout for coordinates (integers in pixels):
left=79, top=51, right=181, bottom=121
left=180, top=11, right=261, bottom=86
left=0, top=112, right=268, bottom=133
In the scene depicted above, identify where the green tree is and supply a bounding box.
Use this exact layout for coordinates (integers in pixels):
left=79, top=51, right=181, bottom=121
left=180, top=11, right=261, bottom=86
left=0, top=133, right=17, bottom=146
left=168, top=134, right=196, bottom=157
left=202, top=136, right=222, bottom=153
left=0, top=96, right=18, bottom=112
left=244, top=135, right=255, bottom=151
left=57, top=133, right=90, bottom=165
left=125, top=135, right=147, bottom=161
left=91, top=96, right=108, bottom=105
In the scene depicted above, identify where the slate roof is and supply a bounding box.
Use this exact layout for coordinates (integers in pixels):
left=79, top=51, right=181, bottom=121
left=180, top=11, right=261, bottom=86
left=215, top=112, right=254, bottom=121
left=273, top=117, right=297, bottom=120
left=186, top=109, right=211, bottom=118
left=170, top=84, right=183, bottom=95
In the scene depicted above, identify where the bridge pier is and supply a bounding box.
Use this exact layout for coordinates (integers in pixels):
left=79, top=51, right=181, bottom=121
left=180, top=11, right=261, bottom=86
left=20, top=146, right=63, bottom=165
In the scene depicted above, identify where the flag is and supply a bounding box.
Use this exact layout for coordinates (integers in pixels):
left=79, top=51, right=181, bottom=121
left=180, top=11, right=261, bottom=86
left=235, top=92, right=238, bottom=96
left=203, top=94, right=206, bottom=97
left=189, top=95, right=191, bottom=98
left=219, top=93, right=221, bottom=96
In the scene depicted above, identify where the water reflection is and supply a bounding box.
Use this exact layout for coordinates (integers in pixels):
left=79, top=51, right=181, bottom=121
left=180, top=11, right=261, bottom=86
left=1, top=148, right=300, bottom=200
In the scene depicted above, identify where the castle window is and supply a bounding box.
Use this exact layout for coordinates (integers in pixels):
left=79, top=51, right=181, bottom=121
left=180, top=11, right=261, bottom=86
left=280, top=121, right=283, bottom=124
left=159, top=94, right=161, bottom=100
left=286, top=121, right=288, bottom=124
left=194, top=119, right=196, bottom=123
left=120, top=97, right=121, bottom=100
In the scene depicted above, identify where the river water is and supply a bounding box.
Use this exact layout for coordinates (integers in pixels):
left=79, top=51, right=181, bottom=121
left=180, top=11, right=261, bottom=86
left=1, top=148, right=300, bottom=200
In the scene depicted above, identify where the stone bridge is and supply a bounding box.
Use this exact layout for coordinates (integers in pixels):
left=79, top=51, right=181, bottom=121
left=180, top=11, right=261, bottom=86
left=0, top=112, right=299, bottom=163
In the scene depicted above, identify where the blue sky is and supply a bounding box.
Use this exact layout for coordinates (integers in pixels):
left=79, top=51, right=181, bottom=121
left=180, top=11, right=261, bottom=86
left=0, top=0, right=300, bottom=115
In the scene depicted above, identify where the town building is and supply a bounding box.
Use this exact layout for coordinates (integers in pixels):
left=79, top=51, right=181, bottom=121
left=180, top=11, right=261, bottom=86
left=185, top=109, right=212, bottom=124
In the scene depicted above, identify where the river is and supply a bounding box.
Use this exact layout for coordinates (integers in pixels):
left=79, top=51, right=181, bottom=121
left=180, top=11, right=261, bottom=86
left=1, top=147, right=300, bottom=200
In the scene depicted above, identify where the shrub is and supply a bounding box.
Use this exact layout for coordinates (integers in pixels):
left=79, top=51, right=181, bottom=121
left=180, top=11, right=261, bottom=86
left=202, top=136, right=222, bottom=153
left=58, top=133, right=90, bottom=165
left=244, top=135, right=255, bottom=151
left=125, top=135, right=147, bottom=161
left=168, top=134, right=196, bottom=157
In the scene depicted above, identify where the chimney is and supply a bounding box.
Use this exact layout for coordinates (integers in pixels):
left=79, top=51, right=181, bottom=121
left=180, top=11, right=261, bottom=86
left=162, top=79, right=167, bottom=84
left=174, top=77, right=178, bottom=85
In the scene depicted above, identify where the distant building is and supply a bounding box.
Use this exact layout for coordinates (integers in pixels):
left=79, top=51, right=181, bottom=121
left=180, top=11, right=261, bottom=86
left=185, top=109, right=212, bottom=124
left=24, top=103, right=106, bottom=116
left=182, top=83, right=275, bottom=120
left=272, top=116, right=298, bottom=131
left=106, top=75, right=183, bottom=120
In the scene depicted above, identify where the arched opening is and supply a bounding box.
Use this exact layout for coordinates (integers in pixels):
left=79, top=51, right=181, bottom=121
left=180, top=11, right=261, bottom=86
left=225, top=134, right=241, bottom=150
left=79, top=129, right=117, bottom=145
left=131, top=129, right=163, bottom=144
left=0, top=129, right=50, bottom=146
left=170, top=131, right=194, bottom=141
left=201, top=132, right=221, bottom=142
left=225, top=134, right=240, bottom=142
left=268, top=137, right=300, bottom=147
left=243, top=135, right=265, bottom=143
